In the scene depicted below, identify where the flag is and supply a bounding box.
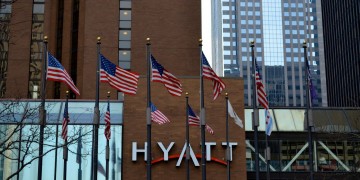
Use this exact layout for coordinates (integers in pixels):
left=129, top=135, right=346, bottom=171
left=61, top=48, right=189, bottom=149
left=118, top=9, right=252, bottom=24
left=255, top=61, right=269, bottom=109
left=227, top=100, right=243, bottom=128
left=150, top=102, right=170, bottom=125
left=187, top=105, right=200, bottom=126
left=202, top=52, right=225, bottom=100
left=265, top=109, right=273, bottom=136
left=97, top=160, right=106, bottom=177
left=100, top=54, right=139, bottom=95
left=306, top=60, right=317, bottom=103
left=111, top=137, right=116, bottom=164
left=187, top=105, right=214, bottom=134
left=255, top=61, right=273, bottom=135
left=104, top=101, right=111, bottom=140
left=76, top=129, right=82, bottom=164
left=62, top=98, right=69, bottom=140
left=151, top=55, right=182, bottom=96
left=47, top=52, right=80, bottom=95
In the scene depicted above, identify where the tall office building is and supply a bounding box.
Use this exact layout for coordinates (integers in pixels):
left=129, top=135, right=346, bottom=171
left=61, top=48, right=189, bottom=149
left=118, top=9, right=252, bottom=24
left=211, top=0, right=327, bottom=107
left=0, top=0, right=245, bottom=179
left=321, top=0, right=360, bottom=107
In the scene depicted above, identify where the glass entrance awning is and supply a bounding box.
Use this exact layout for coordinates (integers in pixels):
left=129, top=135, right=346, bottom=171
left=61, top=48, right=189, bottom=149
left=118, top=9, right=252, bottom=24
left=0, top=100, right=123, bottom=125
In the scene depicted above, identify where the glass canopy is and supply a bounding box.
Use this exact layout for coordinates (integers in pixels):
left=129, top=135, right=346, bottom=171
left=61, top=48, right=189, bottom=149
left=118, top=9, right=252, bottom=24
left=245, top=108, right=360, bottom=133
left=0, top=100, right=123, bottom=125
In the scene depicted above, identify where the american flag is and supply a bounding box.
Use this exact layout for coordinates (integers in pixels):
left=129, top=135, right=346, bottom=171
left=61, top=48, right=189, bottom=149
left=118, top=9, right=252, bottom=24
left=187, top=105, right=214, bottom=134
left=201, top=52, right=225, bottom=100
left=255, top=61, right=273, bottom=135
left=47, top=52, right=80, bottom=96
left=150, top=102, right=170, bottom=125
left=151, top=55, right=182, bottom=96
left=255, top=61, right=269, bottom=109
left=306, top=60, right=317, bottom=104
left=62, top=98, right=69, bottom=141
left=104, top=101, right=111, bottom=140
left=100, top=54, right=139, bottom=95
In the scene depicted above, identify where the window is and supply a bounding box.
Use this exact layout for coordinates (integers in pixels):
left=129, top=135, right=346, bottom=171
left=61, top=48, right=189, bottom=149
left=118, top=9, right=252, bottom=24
left=119, top=0, right=132, bottom=70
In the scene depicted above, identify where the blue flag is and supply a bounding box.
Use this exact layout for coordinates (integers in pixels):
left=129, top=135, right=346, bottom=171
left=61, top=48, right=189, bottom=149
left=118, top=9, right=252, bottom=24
left=306, top=60, right=317, bottom=104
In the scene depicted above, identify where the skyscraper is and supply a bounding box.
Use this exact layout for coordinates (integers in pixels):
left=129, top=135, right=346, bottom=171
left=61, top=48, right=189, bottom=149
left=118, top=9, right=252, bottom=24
left=210, top=0, right=327, bottom=107
left=321, top=0, right=360, bottom=107
left=0, top=1, right=246, bottom=179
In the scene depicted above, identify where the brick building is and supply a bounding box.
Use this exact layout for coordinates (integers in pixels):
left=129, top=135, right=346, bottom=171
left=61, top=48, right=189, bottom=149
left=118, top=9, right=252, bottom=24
left=0, top=0, right=245, bottom=179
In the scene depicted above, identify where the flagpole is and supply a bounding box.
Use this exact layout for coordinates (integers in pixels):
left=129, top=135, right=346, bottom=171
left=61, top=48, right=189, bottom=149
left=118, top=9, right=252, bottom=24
left=111, top=129, right=116, bottom=180
left=185, top=92, right=190, bottom=180
left=54, top=121, right=59, bottom=180
left=146, top=38, right=152, bottom=180
left=303, top=41, right=314, bottom=180
left=199, top=39, right=206, bottom=180
left=17, top=125, right=22, bottom=180
left=77, top=128, right=82, bottom=180
left=38, top=35, right=48, bottom=180
left=250, top=40, right=260, bottom=180
left=225, top=93, right=230, bottom=180
left=92, top=36, right=101, bottom=180
left=63, top=91, right=69, bottom=180
left=265, top=132, right=270, bottom=180
left=106, top=92, right=110, bottom=180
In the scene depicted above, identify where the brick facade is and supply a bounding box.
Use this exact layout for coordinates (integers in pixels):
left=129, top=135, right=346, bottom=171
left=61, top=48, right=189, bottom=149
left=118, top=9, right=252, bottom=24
left=123, top=77, right=246, bottom=179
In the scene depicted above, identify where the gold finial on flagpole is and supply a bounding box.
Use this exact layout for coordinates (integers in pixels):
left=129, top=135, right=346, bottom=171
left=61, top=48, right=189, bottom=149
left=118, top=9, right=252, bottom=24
left=250, top=40, right=254, bottom=47
left=97, top=36, right=101, bottom=44
left=146, top=38, right=151, bottom=45
left=303, top=40, right=307, bottom=48
left=44, top=36, right=48, bottom=43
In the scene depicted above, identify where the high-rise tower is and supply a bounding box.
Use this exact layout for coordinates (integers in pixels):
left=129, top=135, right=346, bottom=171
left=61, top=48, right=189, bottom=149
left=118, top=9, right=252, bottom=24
left=210, top=0, right=327, bottom=107
left=321, top=0, right=360, bottom=107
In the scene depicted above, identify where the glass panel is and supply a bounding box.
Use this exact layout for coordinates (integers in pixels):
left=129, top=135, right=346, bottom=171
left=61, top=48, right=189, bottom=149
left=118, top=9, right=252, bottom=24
left=0, top=5, right=12, bottom=13
left=119, top=50, right=131, bottom=61
left=330, top=110, right=350, bottom=132
left=119, top=30, right=131, bottom=40
left=345, top=110, right=360, bottom=132
left=0, top=101, right=123, bottom=124
left=313, top=109, right=332, bottom=132
left=119, top=10, right=131, bottom=20
left=120, top=1, right=131, bottom=8
left=274, top=109, right=295, bottom=131
left=2, top=125, right=123, bottom=179
left=291, top=109, right=305, bottom=131
left=245, top=109, right=253, bottom=131
left=119, top=40, right=131, bottom=49
left=119, top=21, right=131, bottom=28
left=33, top=14, right=44, bottom=21
left=119, top=61, right=130, bottom=69
left=33, top=4, right=44, bottom=14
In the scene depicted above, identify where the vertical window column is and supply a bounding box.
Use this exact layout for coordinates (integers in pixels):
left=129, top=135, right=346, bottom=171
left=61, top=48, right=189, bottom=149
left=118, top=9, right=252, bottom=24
left=119, top=1, right=132, bottom=70
left=0, top=1, right=12, bottom=97
left=28, top=0, right=45, bottom=99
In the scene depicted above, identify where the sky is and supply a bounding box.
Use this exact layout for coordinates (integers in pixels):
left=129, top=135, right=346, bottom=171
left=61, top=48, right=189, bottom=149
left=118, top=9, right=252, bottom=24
left=201, top=0, right=213, bottom=65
